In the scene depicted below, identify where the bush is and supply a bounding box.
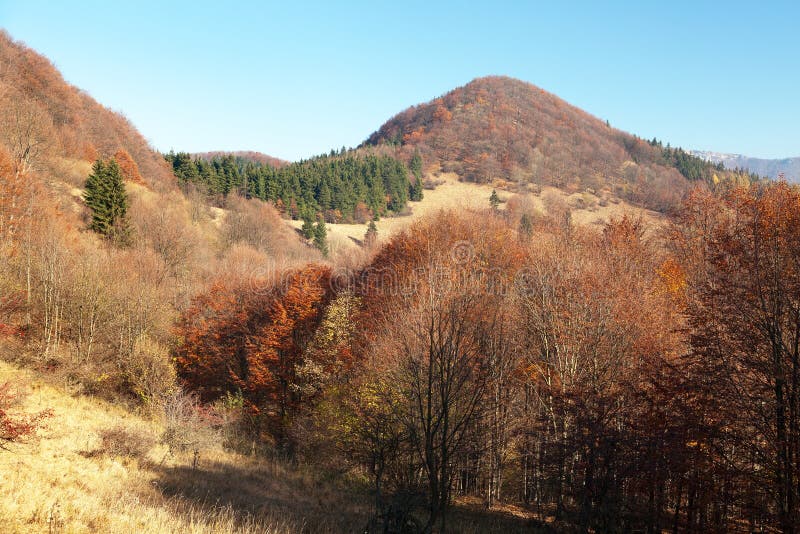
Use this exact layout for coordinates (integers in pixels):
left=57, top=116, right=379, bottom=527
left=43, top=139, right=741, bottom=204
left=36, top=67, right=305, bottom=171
left=0, top=381, right=51, bottom=449
left=160, top=390, right=221, bottom=468
left=123, top=334, right=176, bottom=407
left=98, top=424, right=155, bottom=459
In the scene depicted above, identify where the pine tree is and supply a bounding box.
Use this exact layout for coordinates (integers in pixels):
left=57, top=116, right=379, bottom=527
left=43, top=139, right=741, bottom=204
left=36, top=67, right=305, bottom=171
left=364, top=220, right=378, bottom=248
left=489, top=189, right=500, bottom=210
left=313, top=216, right=329, bottom=257
left=84, top=158, right=130, bottom=243
left=409, top=151, right=424, bottom=201
left=409, top=178, right=424, bottom=202
left=301, top=212, right=316, bottom=239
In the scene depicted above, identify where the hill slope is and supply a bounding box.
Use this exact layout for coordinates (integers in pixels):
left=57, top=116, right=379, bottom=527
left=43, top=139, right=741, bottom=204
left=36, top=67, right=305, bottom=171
left=0, top=30, right=173, bottom=189
left=366, top=76, right=738, bottom=211
left=0, top=361, right=373, bottom=533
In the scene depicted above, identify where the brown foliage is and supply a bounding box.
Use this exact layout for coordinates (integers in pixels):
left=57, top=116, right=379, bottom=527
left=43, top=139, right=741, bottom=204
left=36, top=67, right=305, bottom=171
left=97, top=424, right=156, bottom=459
left=675, top=182, right=800, bottom=530
left=113, top=149, right=145, bottom=186
left=175, top=264, right=334, bottom=449
left=0, top=381, right=51, bottom=448
left=0, top=30, right=173, bottom=188
left=367, top=76, right=691, bottom=211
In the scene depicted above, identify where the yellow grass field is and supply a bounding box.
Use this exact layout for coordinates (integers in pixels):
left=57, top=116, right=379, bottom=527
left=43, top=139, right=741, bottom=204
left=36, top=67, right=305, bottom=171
left=0, top=361, right=373, bottom=534
left=289, top=173, right=662, bottom=257
left=0, top=360, right=543, bottom=533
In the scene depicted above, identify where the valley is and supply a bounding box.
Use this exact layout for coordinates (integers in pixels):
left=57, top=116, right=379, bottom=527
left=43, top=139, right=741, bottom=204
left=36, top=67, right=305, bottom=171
left=0, top=20, right=797, bottom=534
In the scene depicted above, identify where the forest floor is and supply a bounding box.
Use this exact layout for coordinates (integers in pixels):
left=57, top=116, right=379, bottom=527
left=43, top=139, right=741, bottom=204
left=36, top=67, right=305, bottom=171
left=0, top=360, right=551, bottom=533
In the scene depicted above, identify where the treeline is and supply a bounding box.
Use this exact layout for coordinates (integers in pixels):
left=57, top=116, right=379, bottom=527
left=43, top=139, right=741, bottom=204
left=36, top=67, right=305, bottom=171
left=165, top=150, right=417, bottom=223
left=644, top=137, right=761, bottom=184
left=170, top=180, right=800, bottom=532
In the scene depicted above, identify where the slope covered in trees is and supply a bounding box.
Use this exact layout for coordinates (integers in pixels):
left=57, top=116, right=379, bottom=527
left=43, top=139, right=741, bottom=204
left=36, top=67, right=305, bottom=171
left=366, top=76, right=753, bottom=211
left=165, top=151, right=411, bottom=223
left=4, top=28, right=800, bottom=534
left=192, top=150, right=288, bottom=168
left=170, top=181, right=800, bottom=531
left=0, top=30, right=173, bottom=189
left=0, top=29, right=316, bottom=418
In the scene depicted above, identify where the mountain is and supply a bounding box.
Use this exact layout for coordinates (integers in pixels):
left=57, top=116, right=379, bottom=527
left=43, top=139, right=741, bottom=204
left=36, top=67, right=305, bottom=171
left=191, top=150, right=288, bottom=168
left=366, top=76, right=743, bottom=211
left=0, top=30, right=173, bottom=188
left=691, top=150, right=800, bottom=182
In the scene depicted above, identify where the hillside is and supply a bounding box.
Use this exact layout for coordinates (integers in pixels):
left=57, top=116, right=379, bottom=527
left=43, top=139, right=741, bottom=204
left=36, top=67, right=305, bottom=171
left=0, top=30, right=316, bottom=417
left=0, top=359, right=543, bottom=533
left=692, top=150, right=800, bottom=182
left=303, top=172, right=662, bottom=255
left=0, top=360, right=374, bottom=533
left=0, top=30, right=174, bottom=189
left=366, top=76, right=745, bottom=211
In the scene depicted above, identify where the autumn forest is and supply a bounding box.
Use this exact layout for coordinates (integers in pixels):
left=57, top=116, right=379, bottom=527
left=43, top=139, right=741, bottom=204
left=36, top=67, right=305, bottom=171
left=0, top=27, right=799, bottom=534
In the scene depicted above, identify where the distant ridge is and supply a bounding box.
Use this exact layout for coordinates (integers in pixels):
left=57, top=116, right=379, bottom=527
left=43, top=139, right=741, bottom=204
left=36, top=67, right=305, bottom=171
left=691, top=150, right=800, bottom=182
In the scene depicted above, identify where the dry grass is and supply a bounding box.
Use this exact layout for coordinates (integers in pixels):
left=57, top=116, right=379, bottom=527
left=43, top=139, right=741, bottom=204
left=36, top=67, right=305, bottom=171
left=0, top=360, right=555, bottom=532
left=289, top=172, right=663, bottom=253
left=0, top=361, right=371, bottom=533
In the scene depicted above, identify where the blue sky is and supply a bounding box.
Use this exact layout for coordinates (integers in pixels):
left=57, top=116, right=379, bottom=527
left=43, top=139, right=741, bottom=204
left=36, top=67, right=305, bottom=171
left=1, top=1, right=797, bottom=161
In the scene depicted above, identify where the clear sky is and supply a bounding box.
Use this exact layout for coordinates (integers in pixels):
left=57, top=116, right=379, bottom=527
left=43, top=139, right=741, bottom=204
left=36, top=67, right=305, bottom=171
left=1, top=1, right=797, bottom=161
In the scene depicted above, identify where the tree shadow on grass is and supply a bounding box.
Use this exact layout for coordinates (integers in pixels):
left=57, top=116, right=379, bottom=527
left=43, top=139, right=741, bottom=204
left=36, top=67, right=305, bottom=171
left=149, top=458, right=372, bottom=533
left=149, top=457, right=558, bottom=533
left=447, top=501, right=558, bottom=534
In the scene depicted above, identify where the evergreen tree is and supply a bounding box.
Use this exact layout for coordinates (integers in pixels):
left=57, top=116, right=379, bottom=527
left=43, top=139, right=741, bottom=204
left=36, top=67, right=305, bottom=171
left=364, top=219, right=378, bottom=248
left=409, top=151, right=424, bottom=201
left=313, top=216, right=329, bottom=257
left=84, top=158, right=130, bottom=243
left=301, top=212, right=316, bottom=239
left=410, top=151, right=423, bottom=179
left=165, top=151, right=412, bottom=222
left=489, top=189, right=500, bottom=210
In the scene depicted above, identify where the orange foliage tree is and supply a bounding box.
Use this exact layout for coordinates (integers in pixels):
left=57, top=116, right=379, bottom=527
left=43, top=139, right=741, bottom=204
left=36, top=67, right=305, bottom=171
left=113, top=149, right=145, bottom=186
left=245, top=265, right=332, bottom=445
left=676, top=182, right=800, bottom=531
left=175, top=265, right=333, bottom=449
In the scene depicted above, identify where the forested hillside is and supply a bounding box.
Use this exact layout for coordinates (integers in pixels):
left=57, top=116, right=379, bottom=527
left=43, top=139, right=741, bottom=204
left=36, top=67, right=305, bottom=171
left=367, top=76, right=755, bottom=211
left=166, top=150, right=415, bottom=223
left=1, top=29, right=798, bottom=534
left=0, top=28, right=316, bottom=415
left=0, top=31, right=173, bottom=189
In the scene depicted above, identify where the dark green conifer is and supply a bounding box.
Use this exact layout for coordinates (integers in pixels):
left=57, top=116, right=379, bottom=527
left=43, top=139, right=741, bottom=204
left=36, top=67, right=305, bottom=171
left=364, top=220, right=378, bottom=248
left=84, top=158, right=130, bottom=243
left=313, top=216, right=329, bottom=257
left=489, top=189, right=500, bottom=210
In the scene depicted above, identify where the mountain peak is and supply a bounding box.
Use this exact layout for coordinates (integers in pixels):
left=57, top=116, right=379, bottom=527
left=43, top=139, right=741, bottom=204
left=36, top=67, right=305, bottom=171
left=366, top=75, right=722, bottom=211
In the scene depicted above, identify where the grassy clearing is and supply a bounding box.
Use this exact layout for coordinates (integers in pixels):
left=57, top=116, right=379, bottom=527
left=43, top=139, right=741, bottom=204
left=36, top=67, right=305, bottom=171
left=290, top=172, right=662, bottom=255
left=0, top=361, right=371, bottom=533
left=0, top=360, right=552, bottom=532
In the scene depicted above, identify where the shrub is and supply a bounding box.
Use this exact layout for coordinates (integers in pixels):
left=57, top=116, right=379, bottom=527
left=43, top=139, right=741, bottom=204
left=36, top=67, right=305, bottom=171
left=0, top=381, right=51, bottom=449
left=160, top=390, right=221, bottom=468
left=123, top=334, right=176, bottom=407
left=98, top=424, right=155, bottom=459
